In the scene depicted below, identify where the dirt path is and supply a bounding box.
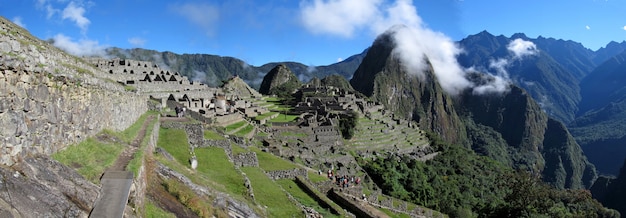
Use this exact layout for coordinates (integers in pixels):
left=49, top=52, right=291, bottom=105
left=107, top=115, right=155, bottom=171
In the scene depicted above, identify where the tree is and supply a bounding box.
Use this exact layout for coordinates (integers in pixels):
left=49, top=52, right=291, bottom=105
left=339, top=111, right=358, bottom=139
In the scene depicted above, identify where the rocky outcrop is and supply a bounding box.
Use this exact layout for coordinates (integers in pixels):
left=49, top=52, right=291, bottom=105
left=156, top=162, right=260, bottom=218
left=350, top=29, right=466, bottom=144
left=0, top=17, right=148, bottom=166
left=222, top=76, right=262, bottom=98
left=0, top=155, right=99, bottom=217
left=258, top=64, right=302, bottom=96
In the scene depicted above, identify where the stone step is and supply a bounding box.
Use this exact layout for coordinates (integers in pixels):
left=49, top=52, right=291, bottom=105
left=90, top=171, right=134, bottom=218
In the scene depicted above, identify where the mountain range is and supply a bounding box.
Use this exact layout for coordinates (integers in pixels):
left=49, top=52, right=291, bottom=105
left=105, top=28, right=626, bottom=214
left=107, top=31, right=626, bottom=176
left=2, top=13, right=625, bottom=215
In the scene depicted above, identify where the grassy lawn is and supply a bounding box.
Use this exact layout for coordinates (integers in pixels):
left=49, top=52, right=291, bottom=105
left=157, top=127, right=190, bottom=165
left=250, top=147, right=299, bottom=171
left=308, top=171, right=330, bottom=183
left=234, top=124, right=254, bottom=137
left=204, top=129, right=225, bottom=140
left=241, top=167, right=302, bottom=217
left=231, top=143, right=249, bottom=155
left=195, top=147, right=247, bottom=196
left=269, top=114, right=299, bottom=122
left=53, top=111, right=159, bottom=183
left=254, top=112, right=279, bottom=121
left=225, top=121, right=247, bottom=133
left=280, top=131, right=308, bottom=138
left=277, top=179, right=341, bottom=218
left=52, top=136, right=124, bottom=183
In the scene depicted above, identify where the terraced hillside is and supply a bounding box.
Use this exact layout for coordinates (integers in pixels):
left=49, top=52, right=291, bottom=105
left=347, top=110, right=435, bottom=160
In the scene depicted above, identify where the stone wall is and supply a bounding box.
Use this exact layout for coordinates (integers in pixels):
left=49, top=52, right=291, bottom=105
left=233, top=151, right=258, bottom=167
left=0, top=18, right=149, bottom=166
left=266, top=168, right=307, bottom=180
left=0, top=69, right=148, bottom=166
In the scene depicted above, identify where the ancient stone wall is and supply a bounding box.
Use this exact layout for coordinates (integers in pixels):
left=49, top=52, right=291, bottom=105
left=0, top=18, right=149, bottom=166
left=233, top=152, right=258, bottom=167
left=266, top=168, right=307, bottom=180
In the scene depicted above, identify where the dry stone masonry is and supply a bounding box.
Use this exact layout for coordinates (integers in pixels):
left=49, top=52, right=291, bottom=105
left=0, top=18, right=147, bottom=166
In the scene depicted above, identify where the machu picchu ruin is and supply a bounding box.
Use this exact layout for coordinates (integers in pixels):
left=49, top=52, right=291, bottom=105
left=2, top=8, right=619, bottom=218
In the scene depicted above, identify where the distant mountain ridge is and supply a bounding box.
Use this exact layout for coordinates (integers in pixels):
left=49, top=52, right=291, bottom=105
left=106, top=47, right=366, bottom=89
left=106, top=32, right=626, bottom=176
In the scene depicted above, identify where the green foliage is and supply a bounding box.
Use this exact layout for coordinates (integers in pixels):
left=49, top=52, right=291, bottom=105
left=339, top=111, right=358, bottom=139
left=361, top=135, right=618, bottom=217
left=268, top=81, right=301, bottom=98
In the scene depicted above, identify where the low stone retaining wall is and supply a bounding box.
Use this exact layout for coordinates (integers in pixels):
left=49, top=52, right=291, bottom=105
left=266, top=168, right=307, bottom=180
left=233, top=152, right=258, bottom=167
left=129, top=115, right=160, bottom=215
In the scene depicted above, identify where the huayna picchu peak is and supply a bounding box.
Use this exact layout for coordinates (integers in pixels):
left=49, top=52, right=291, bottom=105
left=1, top=13, right=625, bottom=217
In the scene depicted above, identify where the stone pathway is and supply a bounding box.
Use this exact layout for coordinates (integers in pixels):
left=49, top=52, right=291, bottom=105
left=90, top=115, right=154, bottom=218
left=108, top=115, right=155, bottom=171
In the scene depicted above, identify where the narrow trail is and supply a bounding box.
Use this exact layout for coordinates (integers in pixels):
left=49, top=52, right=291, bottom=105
left=108, top=115, right=155, bottom=171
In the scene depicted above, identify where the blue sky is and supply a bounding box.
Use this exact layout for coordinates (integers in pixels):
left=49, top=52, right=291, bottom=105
left=1, top=0, right=625, bottom=66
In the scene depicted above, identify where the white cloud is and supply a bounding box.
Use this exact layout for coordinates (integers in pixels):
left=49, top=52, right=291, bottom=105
left=623, top=25, right=626, bottom=31
left=473, top=39, right=538, bottom=95
left=337, top=57, right=344, bottom=62
left=62, top=2, right=90, bottom=34
left=12, top=17, right=26, bottom=28
left=171, top=3, right=220, bottom=37
left=586, top=25, right=590, bottom=30
left=300, top=0, right=382, bottom=38
left=52, top=33, right=107, bottom=57
left=128, top=37, right=146, bottom=47
left=300, top=0, right=472, bottom=95
left=507, top=38, right=537, bottom=59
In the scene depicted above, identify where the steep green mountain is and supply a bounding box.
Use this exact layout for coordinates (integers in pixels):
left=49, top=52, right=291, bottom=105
left=320, top=74, right=354, bottom=91
left=351, top=27, right=597, bottom=189
left=458, top=84, right=596, bottom=189
left=529, top=35, right=596, bottom=81
left=258, top=64, right=302, bottom=97
left=578, top=51, right=626, bottom=115
left=569, top=52, right=626, bottom=174
left=350, top=30, right=466, bottom=144
left=458, top=31, right=587, bottom=123
left=106, top=47, right=365, bottom=89
left=595, top=158, right=626, bottom=215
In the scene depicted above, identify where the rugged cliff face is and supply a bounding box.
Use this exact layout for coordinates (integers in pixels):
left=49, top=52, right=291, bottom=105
left=350, top=32, right=466, bottom=144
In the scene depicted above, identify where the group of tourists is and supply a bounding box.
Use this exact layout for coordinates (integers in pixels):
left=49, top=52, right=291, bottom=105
left=175, top=106, right=186, bottom=118
left=325, top=169, right=360, bottom=188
